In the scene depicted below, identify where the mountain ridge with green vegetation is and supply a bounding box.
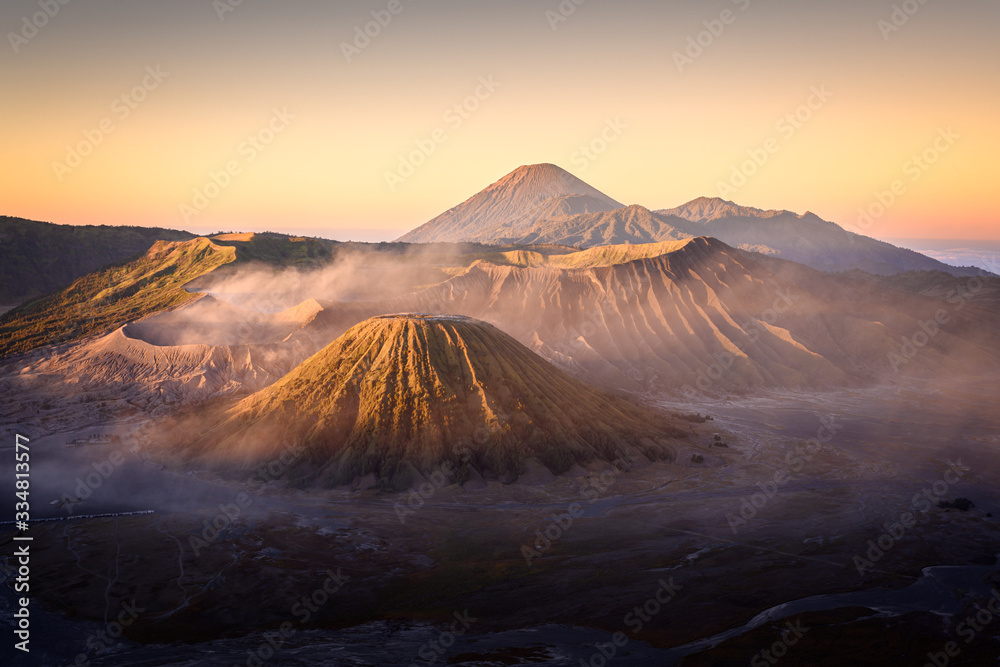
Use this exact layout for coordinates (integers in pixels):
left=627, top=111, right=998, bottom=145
left=0, top=238, right=236, bottom=359
left=0, top=216, right=195, bottom=307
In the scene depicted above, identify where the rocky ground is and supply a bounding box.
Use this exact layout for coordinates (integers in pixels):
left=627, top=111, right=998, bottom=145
left=2, top=379, right=999, bottom=665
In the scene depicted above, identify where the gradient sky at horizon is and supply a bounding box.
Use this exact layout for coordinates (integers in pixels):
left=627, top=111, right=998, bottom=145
left=2, top=0, right=998, bottom=241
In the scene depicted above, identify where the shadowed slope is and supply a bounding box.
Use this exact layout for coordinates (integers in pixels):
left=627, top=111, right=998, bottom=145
left=516, top=205, right=690, bottom=247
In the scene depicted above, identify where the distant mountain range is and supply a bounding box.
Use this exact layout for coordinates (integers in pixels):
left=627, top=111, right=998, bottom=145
left=398, top=164, right=986, bottom=277
left=2, top=163, right=987, bottom=321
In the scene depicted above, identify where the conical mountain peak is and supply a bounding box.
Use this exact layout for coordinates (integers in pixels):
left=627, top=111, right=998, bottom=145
left=175, top=314, right=684, bottom=489
left=396, top=164, right=623, bottom=244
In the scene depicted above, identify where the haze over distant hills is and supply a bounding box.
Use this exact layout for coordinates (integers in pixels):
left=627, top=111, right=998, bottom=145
left=13, top=234, right=999, bottom=406
left=882, top=238, right=1000, bottom=275
left=399, top=164, right=986, bottom=277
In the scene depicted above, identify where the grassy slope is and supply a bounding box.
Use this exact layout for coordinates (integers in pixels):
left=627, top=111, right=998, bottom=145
left=208, top=232, right=337, bottom=264
left=0, top=238, right=235, bottom=359
left=0, top=217, right=194, bottom=305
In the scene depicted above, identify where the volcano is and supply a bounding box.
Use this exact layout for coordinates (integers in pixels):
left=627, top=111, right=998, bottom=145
left=177, top=314, right=685, bottom=488
left=396, top=163, right=623, bottom=244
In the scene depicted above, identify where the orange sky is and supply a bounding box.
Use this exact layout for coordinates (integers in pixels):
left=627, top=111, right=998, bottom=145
left=2, top=0, right=997, bottom=241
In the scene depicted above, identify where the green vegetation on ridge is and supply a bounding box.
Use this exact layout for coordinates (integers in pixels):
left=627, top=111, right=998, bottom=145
left=0, top=216, right=194, bottom=306
left=0, top=238, right=235, bottom=359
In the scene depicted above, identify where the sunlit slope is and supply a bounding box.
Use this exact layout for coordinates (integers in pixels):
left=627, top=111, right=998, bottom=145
left=396, top=167, right=986, bottom=276
left=207, top=231, right=338, bottom=265
left=544, top=240, right=695, bottom=268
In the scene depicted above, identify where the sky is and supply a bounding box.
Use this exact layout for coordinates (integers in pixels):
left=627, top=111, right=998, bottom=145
left=2, top=0, right=998, bottom=242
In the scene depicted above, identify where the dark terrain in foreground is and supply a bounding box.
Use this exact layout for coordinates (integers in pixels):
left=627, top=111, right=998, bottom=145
left=3, top=379, right=999, bottom=666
